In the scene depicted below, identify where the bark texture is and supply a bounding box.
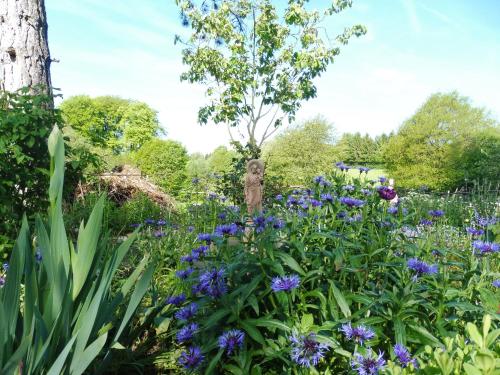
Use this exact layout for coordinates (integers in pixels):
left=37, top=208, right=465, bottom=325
left=0, top=0, right=52, bottom=95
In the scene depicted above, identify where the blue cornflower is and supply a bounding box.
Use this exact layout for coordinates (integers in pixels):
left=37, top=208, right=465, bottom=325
left=187, top=225, right=195, bottom=232
left=157, top=219, right=167, bottom=226
left=271, top=274, right=300, bottom=292
left=180, top=254, right=196, bottom=263
left=273, top=219, right=285, bottom=229
left=335, top=162, right=350, bottom=171
left=195, top=268, right=227, bottom=298
left=340, top=197, right=365, bottom=208
left=176, top=268, right=194, bottom=280
left=492, top=280, right=500, bottom=288
left=340, top=323, right=375, bottom=345
left=393, top=344, right=417, bottom=368
left=428, top=209, right=444, bottom=217
left=346, top=214, right=363, bottom=223
left=35, top=249, right=42, bottom=262
left=358, top=166, right=370, bottom=173
left=351, top=349, right=386, bottom=375
left=472, top=240, right=499, bottom=255
left=475, top=213, right=497, bottom=227
left=343, top=184, right=355, bottom=192
left=130, top=223, right=141, bottom=228
left=214, top=223, right=239, bottom=236
left=0, top=276, right=5, bottom=287
left=419, top=219, right=433, bottom=226
left=153, top=230, right=166, bottom=238
left=192, top=245, right=209, bottom=258
left=287, top=196, right=299, bottom=207
left=218, top=329, right=245, bottom=355
left=466, top=227, right=484, bottom=236
left=227, top=205, right=240, bottom=213
left=197, top=233, right=213, bottom=243
left=290, top=333, right=329, bottom=368
left=207, top=192, right=218, bottom=200
left=407, top=258, right=438, bottom=279
left=176, top=323, right=199, bottom=343
left=310, top=199, right=322, bottom=208
left=3, top=262, right=9, bottom=271
left=191, top=177, right=200, bottom=184
left=337, top=211, right=347, bottom=219
left=254, top=215, right=267, bottom=233
left=217, top=212, right=227, bottom=220
left=378, top=176, right=387, bottom=183
left=144, top=218, right=155, bottom=225
left=320, top=193, right=334, bottom=202
left=175, top=303, right=198, bottom=321
left=276, top=194, right=283, bottom=201
left=387, top=206, right=398, bottom=215
left=361, top=188, right=372, bottom=196
left=178, top=346, right=204, bottom=369
left=166, top=294, right=186, bottom=306
left=313, top=176, right=325, bottom=184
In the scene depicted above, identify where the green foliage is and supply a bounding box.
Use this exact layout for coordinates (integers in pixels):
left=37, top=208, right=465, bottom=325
left=208, top=146, right=238, bottom=176
left=59, top=95, right=162, bottom=153
left=0, top=88, right=59, bottom=234
left=176, top=0, right=366, bottom=147
left=384, top=92, right=499, bottom=191
left=264, top=117, right=338, bottom=186
left=134, top=139, right=189, bottom=196
left=187, top=152, right=210, bottom=180
left=0, top=126, right=155, bottom=374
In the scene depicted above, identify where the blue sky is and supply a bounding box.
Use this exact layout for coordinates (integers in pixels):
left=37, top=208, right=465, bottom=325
left=46, top=0, right=500, bottom=153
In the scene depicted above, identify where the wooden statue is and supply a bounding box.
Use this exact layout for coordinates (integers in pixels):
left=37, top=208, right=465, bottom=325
left=244, top=159, right=264, bottom=215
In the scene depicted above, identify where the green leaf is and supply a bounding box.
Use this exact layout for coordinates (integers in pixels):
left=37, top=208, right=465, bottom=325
left=245, top=318, right=290, bottom=332
left=240, top=320, right=265, bottom=345
left=329, top=282, right=351, bottom=318
left=204, top=349, right=223, bottom=375
left=276, top=251, right=306, bottom=276
left=46, top=335, right=77, bottom=375
left=463, top=363, right=482, bottom=375
left=71, top=333, right=108, bottom=375
left=466, top=322, right=483, bottom=348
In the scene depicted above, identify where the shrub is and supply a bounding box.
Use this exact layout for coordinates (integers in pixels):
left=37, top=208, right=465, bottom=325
left=0, top=127, right=155, bottom=374
left=134, top=139, right=189, bottom=196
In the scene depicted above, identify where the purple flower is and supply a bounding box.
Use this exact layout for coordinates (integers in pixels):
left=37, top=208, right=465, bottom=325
left=195, top=268, right=227, bottom=298
left=157, top=219, right=167, bottom=226
left=337, top=211, right=347, bottom=219
left=217, top=212, right=227, bottom=220
left=359, top=166, right=370, bottom=173
left=178, top=346, right=204, bottom=369
left=273, top=219, right=285, bottom=229
left=207, top=192, right=218, bottom=200
left=310, top=199, right=322, bottom=208
left=177, top=323, right=199, bottom=343
left=287, top=196, right=299, bottom=207
left=340, top=197, right=365, bottom=208
left=197, top=233, right=213, bottom=243
left=387, top=206, right=398, bottom=215
left=271, top=274, right=300, bottom=292
left=130, top=223, right=140, bottom=228
left=428, top=209, right=444, bottom=217
left=346, top=214, right=363, bottom=223
left=378, top=176, right=387, bottom=183
left=340, top=323, right=375, bottom=345
left=192, top=245, right=209, bottom=257
left=187, top=225, right=195, bottom=232
left=361, top=188, right=372, bottom=196
left=175, top=303, right=198, bottom=321
left=0, top=276, right=5, bottom=287
left=191, top=177, right=200, bottom=184
left=351, top=349, right=386, bottom=375
left=419, top=219, right=433, bottom=226
left=313, top=176, right=325, bottom=184
left=153, top=230, right=166, bottom=238
left=393, top=344, right=418, bottom=368
left=320, top=193, right=334, bottom=202
left=180, top=254, right=196, bottom=263
left=2, top=262, right=8, bottom=271
left=166, top=294, right=186, bottom=306
left=276, top=194, right=283, bottom=201
left=218, top=329, right=245, bottom=355
left=176, top=268, right=194, bottom=280
left=214, top=223, right=239, bottom=237
left=290, top=333, right=329, bottom=368
left=475, top=213, right=497, bottom=227
left=492, top=280, right=500, bottom=288
left=35, top=250, right=42, bottom=262
left=466, top=227, right=484, bottom=236
left=407, top=258, right=438, bottom=278
left=144, top=218, right=156, bottom=225
left=343, top=185, right=355, bottom=192
left=377, top=186, right=396, bottom=200
left=472, top=240, right=499, bottom=255
left=336, top=162, right=350, bottom=171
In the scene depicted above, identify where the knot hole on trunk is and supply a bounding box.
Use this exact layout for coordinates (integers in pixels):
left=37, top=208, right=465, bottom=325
left=6, top=47, right=16, bottom=62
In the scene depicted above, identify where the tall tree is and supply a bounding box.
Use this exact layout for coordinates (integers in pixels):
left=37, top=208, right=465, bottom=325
left=175, top=0, right=365, bottom=153
left=0, top=0, right=52, bottom=101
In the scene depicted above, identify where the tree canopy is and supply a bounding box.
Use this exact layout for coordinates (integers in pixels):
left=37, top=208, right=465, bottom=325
left=384, top=91, right=499, bottom=190
left=59, top=95, right=162, bottom=153
left=175, top=0, right=366, bottom=151
left=264, top=116, right=338, bottom=186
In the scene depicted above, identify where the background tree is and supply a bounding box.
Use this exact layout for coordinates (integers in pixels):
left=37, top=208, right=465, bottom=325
left=0, top=0, right=53, bottom=100
left=264, top=116, right=338, bottom=186
left=383, top=91, right=499, bottom=190
left=187, top=152, right=210, bottom=180
left=134, top=139, right=189, bottom=196
left=59, top=95, right=162, bottom=153
left=334, top=132, right=378, bottom=165
left=175, top=0, right=366, bottom=154
left=208, top=145, right=238, bottom=176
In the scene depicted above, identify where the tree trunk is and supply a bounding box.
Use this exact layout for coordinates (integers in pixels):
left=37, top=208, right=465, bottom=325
left=0, top=0, right=52, bottom=100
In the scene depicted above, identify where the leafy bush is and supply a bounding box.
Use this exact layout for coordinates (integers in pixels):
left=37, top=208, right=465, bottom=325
left=384, top=91, right=499, bottom=191
left=0, top=127, right=155, bottom=374
left=134, top=139, right=189, bottom=196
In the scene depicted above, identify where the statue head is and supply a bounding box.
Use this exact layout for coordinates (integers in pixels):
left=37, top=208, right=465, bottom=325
left=247, top=159, right=264, bottom=175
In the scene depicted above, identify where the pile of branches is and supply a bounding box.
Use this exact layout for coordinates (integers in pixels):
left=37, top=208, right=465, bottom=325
left=77, top=165, right=176, bottom=211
